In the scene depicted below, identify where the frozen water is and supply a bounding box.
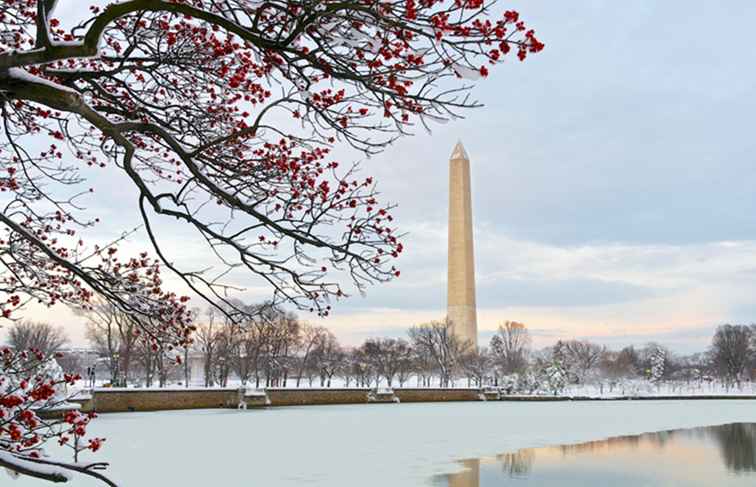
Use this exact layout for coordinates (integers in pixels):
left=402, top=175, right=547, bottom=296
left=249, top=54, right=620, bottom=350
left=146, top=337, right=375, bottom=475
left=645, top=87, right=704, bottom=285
left=11, top=400, right=756, bottom=486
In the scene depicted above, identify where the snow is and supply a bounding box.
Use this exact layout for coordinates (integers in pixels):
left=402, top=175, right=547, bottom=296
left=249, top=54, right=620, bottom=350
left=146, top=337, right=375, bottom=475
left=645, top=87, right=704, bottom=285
left=0, top=451, right=72, bottom=483
left=89, top=385, right=253, bottom=392
left=559, top=380, right=756, bottom=398
left=34, top=402, right=80, bottom=413
left=48, top=40, right=86, bottom=48
left=9, top=399, right=756, bottom=486
left=243, top=387, right=268, bottom=397
left=7, top=68, right=76, bottom=94
left=71, top=377, right=756, bottom=397
left=452, top=63, right=483, bottom=81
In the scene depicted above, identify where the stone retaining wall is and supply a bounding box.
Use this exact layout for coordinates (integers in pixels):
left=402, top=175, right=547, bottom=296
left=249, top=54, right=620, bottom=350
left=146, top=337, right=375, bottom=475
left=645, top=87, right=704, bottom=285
left=79, top=389, right=238, bottom=413
left=73, top=389, right=756, bottom=414
left=394, top=388, right=481, bottom=403
left=268, top=388, right=369, bottom=406
left=79, top=388, right=374, bottom=412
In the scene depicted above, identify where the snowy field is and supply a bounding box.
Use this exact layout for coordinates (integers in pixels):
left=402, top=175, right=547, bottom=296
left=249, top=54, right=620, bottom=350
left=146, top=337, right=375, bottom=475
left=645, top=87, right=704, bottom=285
left=12, top=400, right=756, bottom=487
left=77, top=378, right=756, bottom=398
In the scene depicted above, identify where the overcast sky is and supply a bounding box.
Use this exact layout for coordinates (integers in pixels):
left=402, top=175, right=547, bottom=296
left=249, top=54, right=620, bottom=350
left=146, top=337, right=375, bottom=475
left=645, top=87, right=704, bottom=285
left=10, top=1, right=756, bottom=354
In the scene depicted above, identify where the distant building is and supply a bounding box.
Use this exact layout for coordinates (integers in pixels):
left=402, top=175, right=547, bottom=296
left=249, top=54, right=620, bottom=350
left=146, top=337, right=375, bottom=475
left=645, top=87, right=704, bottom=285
left=56, top=347, right=99, bottom=374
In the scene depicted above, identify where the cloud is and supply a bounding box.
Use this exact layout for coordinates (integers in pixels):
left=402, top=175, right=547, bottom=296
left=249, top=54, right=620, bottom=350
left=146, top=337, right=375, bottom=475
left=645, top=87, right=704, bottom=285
left=310, top=220, right=756, bottom=352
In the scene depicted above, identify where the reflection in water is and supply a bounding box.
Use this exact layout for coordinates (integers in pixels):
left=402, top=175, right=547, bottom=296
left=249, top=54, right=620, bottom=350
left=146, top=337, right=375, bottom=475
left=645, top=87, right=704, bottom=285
left=496, top=449, right=535, bottom=478
left=437, top=423, right=756, bottom=487
left=714, top=423, right=756, bottom=473
left=446, top=460, right=479, bottom=487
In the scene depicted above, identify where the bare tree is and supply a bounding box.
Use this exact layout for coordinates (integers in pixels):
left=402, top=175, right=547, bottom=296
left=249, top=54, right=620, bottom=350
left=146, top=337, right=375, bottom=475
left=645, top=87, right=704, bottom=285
left=409, top=318, right=470, bottom=387
left=599, top=347, right=637, bottom=388
left=311, top=331, right=345, bottom=387
left=155, top=345, right=179, bottom=388
left=711, top=324, right=753, bottom=387
left=412, top=346, right=436, bottom=387
left=347, top=346, right=377, bottom=388
left=231, top=325, right=263, bottom=387
left=197, top=303, right=248, bottom=387
left=133, top=339, right=157, bottom=388
left=213, top=326, right=236, bottom=388
left=489, top=321, right=531, bottom=377
left=5, top=321, right=68, bottom=356
left=294, top=325, right=329, bottom=387
left=193, top=311, right=224, bottom=387
left=461, top=347, right=492, bottom=387
left=264, top=310, right=300, bottom=387
left=360, top=337, right=413, bottom=387
left=179, top=308, right=201, bottom=387
left=395, top=342, right=416, bottom=388
left=750, top=324, right=756, bottom=376
left=83, top=302, right=139, bottom=386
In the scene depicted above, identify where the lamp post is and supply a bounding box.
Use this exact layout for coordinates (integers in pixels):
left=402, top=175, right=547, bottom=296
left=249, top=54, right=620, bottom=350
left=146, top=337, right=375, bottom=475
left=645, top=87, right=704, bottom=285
left=218, top=356, right=226, bottom=387
left=112, top=351, right=120, bottom=387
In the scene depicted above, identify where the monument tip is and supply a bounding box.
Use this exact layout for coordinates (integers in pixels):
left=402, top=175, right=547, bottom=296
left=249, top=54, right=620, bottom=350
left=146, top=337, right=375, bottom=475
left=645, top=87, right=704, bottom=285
left=450, top=140, right=469, bottom=160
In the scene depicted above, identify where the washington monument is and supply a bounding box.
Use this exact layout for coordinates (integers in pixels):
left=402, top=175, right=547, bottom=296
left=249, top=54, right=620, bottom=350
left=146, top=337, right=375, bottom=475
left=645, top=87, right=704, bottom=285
left=447, top=141, right=478, bottom=348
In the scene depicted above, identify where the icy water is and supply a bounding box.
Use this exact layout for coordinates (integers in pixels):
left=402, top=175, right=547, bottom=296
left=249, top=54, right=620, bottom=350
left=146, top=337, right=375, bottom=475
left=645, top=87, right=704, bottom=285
left=11, top=400, right=756, bottom=486
left=435, top=423, right=756, bottom=487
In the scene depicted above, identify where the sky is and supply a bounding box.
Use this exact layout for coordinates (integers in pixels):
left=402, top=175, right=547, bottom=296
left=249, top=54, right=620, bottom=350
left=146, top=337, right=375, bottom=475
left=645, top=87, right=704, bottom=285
left=8, top=1, right=756, bottom=354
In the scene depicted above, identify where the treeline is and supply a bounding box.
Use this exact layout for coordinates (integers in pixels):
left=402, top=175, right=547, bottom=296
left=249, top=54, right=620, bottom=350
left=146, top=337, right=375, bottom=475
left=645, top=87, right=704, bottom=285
left=5, top=306, right=756, bottom=393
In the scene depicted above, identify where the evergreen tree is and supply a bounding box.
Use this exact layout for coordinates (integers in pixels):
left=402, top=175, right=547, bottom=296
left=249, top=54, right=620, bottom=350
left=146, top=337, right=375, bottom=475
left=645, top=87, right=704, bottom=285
left=650, top=346, right=666, bottom=383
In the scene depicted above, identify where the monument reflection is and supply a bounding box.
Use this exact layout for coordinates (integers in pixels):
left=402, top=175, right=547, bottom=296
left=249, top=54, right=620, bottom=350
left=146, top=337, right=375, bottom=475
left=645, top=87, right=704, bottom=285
left=437, top=423, right=756, bottom=487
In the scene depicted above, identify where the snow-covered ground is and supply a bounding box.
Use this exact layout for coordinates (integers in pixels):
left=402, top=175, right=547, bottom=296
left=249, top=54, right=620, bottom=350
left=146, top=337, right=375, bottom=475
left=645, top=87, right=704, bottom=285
left=71, top=378, right=756, bottom=399
left=11, top=400, right=756, bottom=486
left=560, top=380, right=756, bottom=397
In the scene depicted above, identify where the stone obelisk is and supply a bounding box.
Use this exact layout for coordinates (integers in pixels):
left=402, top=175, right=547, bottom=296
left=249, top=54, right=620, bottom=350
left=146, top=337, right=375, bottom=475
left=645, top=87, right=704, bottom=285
left=447, top=141, right=478, bottom=348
